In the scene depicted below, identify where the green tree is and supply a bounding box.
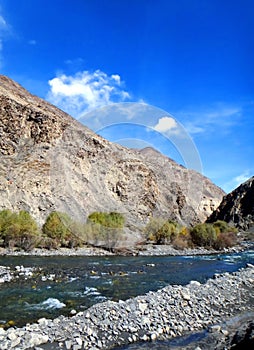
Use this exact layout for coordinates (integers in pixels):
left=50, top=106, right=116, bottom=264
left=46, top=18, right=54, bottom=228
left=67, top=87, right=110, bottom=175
left=0, top=209, right=13, bottom=244
left=144, top=218, right=184, bottom=244
left=190, top=223, right=217, bottom=247
left=42, top=211, right=84, bottom=248
left=86, top=212, right=125, bottom=251
left=43, top=211, right=69, bottom=247
left=212, top=220, right=237, bottom=234
left=87, top=212, right=125, bottom=228
left=0, top=210, right=40, bottom=251
left=144, top=217, right=168, bottom=243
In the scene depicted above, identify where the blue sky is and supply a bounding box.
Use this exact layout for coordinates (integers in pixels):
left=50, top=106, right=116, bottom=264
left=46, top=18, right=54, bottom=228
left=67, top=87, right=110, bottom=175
left=0, top=0, right=253, bottom=193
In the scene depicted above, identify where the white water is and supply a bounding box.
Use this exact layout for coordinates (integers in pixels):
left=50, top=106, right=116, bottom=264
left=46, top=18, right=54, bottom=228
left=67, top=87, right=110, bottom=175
left=26, top=298, right=66, bottom=310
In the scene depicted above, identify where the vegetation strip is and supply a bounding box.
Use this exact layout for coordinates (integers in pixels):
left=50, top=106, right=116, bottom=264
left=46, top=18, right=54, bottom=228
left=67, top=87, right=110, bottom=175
left=0, top=208, right=238, bottom=253
left=0, top=265, right=253, bottom=349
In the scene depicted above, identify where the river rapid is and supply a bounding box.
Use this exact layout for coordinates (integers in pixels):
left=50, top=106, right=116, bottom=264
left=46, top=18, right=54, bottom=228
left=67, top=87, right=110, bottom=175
left=0, top=249, right=254, bottom=328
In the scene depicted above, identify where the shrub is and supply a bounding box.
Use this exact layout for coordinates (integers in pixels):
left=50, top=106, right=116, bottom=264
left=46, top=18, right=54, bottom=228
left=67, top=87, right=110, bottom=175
left=144, top=217, right=167, bottom=243
left=172, top=235, right=189, bottom=249
left=190, top=221, right=238, bottom=249
left=213, top=231, right=237, bottom=250
left=190, top=223, right=217, bottom=247
left=37, top=236, right=60, bottom=250
left=172, top=227, right=192, bottom=249
left=144, top=218, right=185, bottom=244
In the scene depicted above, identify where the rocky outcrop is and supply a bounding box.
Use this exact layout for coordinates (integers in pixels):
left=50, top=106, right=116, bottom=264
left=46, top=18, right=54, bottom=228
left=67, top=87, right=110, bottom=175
left=0, top=75, right=225, bottom=237
left=207, top=176, right=254, bottom=230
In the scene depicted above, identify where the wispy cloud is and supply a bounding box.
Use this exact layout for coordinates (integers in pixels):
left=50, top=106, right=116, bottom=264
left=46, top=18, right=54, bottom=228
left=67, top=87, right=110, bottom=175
left=47, top=70, right=130, bottom=118
left=223, top=170, right=251, bottom=193
left=0, top=15, right=7, bottom=29
left=177, top=104, right=242, bottom=135
left=0, top=13, right=9, bottom=68
left=28, top=39, right=37, bottom=45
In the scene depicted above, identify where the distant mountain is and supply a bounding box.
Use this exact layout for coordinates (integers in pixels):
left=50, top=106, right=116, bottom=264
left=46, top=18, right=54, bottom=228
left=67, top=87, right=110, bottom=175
left=0, top=75, right=225, bottom=238
left=207, top=176, right=254, bottom=230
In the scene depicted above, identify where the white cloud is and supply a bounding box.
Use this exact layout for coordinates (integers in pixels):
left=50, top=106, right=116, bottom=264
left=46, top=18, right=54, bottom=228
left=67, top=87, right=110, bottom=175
left=111, top=74, right=121, bottom=85
left=47, top=70, right=130, bottom=118
left=154, top=116, right=177, bottom=133
left=76, top=102, right=202, bottom=173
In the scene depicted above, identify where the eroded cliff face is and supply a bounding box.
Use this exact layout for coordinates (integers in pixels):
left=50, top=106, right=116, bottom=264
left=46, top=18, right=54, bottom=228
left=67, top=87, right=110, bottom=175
left=207, top=176, right=254, bottom=230
left=0, top=75, right=225, bottom=233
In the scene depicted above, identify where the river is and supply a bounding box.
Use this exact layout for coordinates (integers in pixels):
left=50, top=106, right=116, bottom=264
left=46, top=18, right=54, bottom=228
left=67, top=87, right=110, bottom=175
left=0, top=249, right=254, bottom=329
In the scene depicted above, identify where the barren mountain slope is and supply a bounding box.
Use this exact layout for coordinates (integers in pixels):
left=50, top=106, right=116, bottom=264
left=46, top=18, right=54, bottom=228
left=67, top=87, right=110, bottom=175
left=0, top=75, right=225, bottom=233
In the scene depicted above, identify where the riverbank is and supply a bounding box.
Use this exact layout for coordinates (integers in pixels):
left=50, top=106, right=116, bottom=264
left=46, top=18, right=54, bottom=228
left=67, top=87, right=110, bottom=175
left=0, top=241, right=249, bottom=257
left=0, top=264, right=253, bottom=349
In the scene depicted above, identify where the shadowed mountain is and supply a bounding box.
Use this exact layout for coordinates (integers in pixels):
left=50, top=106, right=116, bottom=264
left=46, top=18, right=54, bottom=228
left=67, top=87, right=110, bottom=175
left=207, top=176, right=254, bottom=230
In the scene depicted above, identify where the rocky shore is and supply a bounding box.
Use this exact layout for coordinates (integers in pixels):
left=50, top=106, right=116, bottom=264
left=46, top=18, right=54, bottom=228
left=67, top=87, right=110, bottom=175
left=0, top=242, right=248, bottom=257
left=0, top=265, right=253, bottom=349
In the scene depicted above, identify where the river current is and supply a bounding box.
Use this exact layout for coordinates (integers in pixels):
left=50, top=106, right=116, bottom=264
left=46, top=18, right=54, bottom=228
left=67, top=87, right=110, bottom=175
left=0, top=249, right=254, bottom=329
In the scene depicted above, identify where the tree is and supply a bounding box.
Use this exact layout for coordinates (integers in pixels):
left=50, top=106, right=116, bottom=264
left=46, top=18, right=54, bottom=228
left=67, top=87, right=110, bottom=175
left=86, top=212, right=125, bottom=251
left=87, top=212, right=125, bottom=228
left=0, top=210, right=40, bottom=251
left=212, top=220, right=237, bottom=234
left=144, top=218, right=184, bottom=244
left=190, top=223, right=217, bottom=247
left=42, top=211, right=84, bottom=248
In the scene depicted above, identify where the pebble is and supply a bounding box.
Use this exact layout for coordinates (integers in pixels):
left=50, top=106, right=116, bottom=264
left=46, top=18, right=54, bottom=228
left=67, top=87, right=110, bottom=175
left=209, top=325, right=221, bottom=333
left=221, top=329, right=229, bottom=336
left=0, top=265, right=36, bottom=284
left=138, top=302, right=147, bottom=313
left=150, top=333, right=157, bottom=341
left=0, top=243, right=246, bottom=258
left=0, top=266, right=253, bottom=350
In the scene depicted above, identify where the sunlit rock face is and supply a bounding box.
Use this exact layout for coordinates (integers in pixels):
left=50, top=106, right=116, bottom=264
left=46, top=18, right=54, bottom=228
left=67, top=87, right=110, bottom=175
left=0, top=75, right=224, bottom=238
left=207, top=176, right=254, bottom=230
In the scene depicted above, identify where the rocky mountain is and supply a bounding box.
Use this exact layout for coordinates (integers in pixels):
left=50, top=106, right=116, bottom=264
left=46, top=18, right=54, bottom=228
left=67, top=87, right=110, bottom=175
left=0, top=75, right=225, bottom=236
left=207, top=176, right=254, bottom=230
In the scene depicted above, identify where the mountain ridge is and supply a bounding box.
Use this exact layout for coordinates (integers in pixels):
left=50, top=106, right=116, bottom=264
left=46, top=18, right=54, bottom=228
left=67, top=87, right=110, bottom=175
left=207, top=176, right=254, bottom=230
left=0, top=75, right=225, bottom=239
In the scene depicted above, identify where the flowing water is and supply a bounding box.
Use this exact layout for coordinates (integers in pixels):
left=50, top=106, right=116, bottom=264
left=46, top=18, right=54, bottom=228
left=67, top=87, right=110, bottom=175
left=0, top=249, right=254, bottom=328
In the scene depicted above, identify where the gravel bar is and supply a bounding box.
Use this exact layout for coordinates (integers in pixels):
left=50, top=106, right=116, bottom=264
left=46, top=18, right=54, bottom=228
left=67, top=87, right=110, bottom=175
left=0, top=243, right=247, bottom=257
left=0, top=265, right=253, bottom=349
